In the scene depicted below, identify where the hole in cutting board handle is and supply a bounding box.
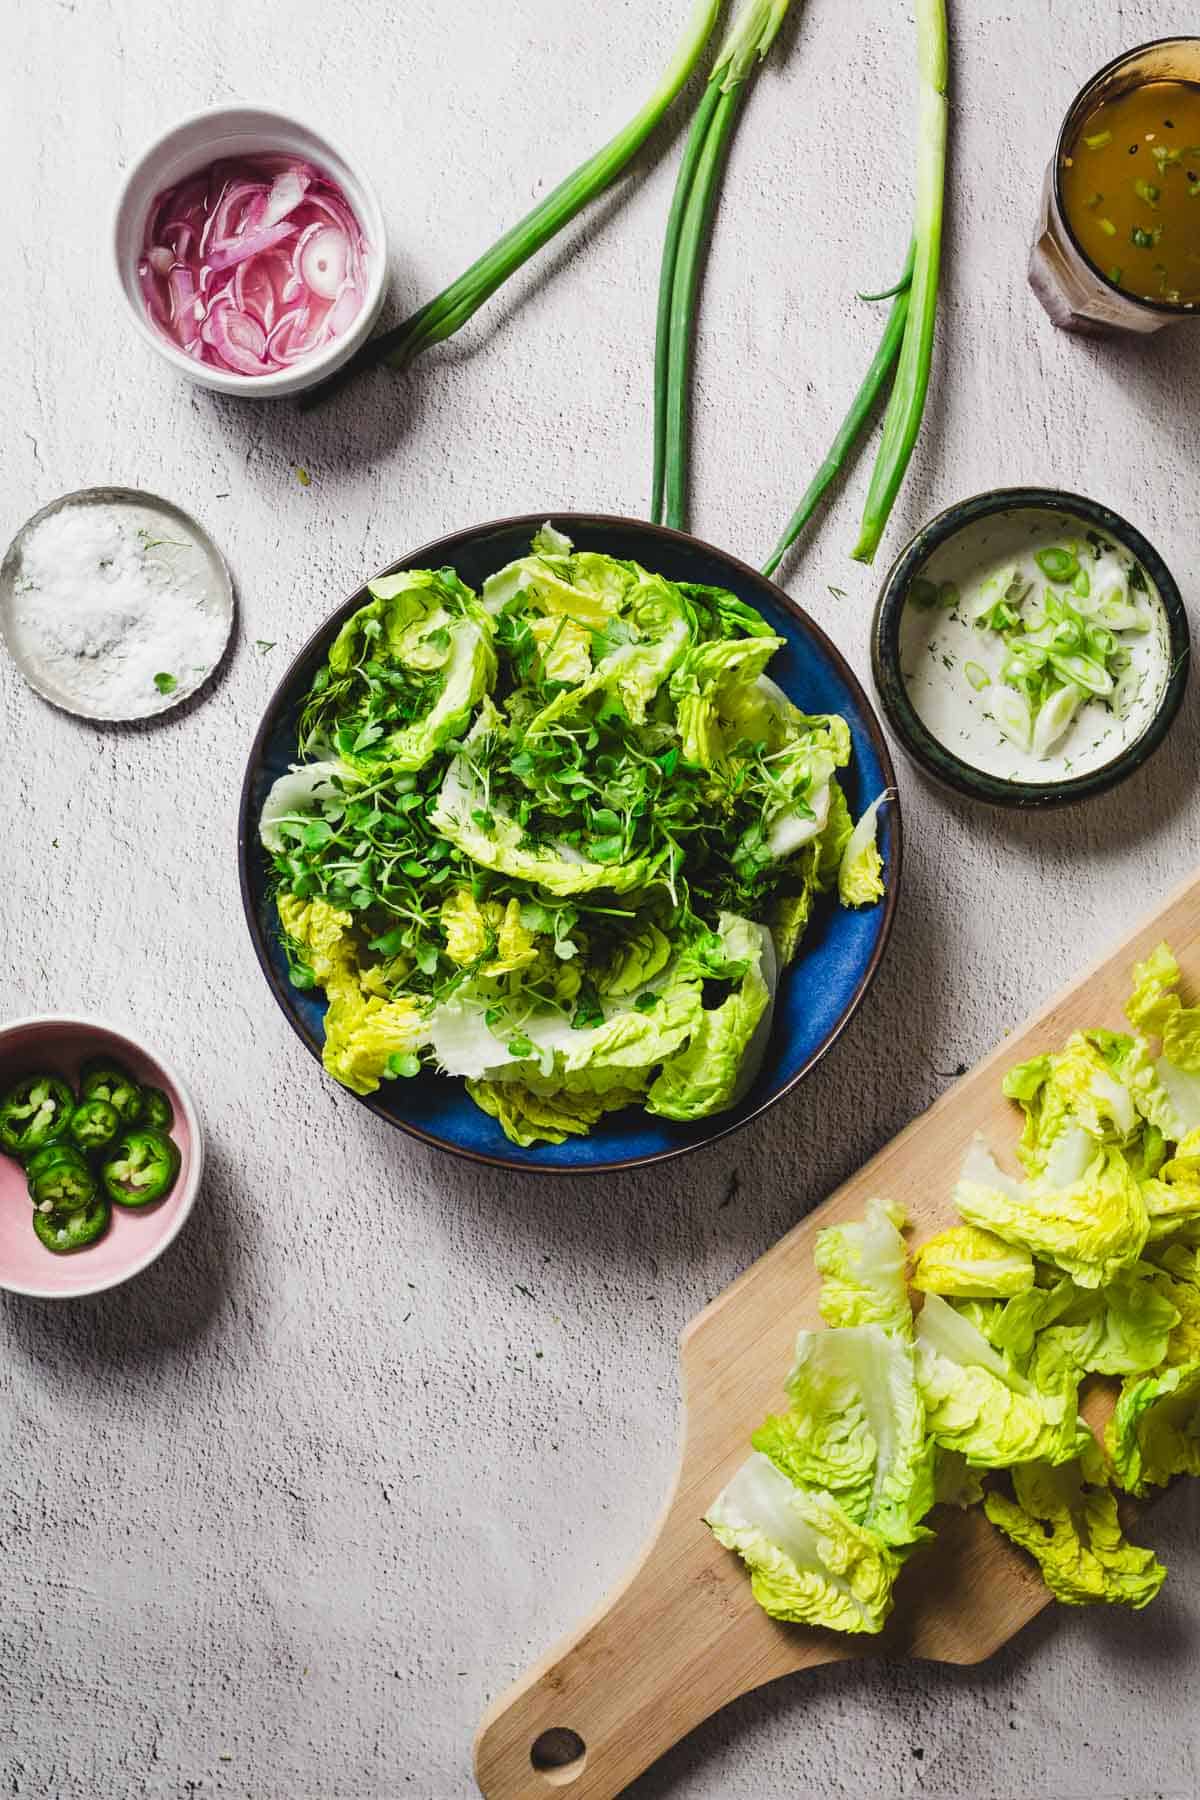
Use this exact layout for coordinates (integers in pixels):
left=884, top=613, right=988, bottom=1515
left=530, top=1727, right=587, bottom=1786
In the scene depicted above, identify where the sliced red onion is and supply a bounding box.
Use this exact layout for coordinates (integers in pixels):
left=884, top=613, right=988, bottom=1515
left=205, top=219, right=298, bottom=274
left=325, top=282, right=362, bottom=338
left=167, top=265, right=197, bottom=338
left=138, top=262, right=171, bottom=326
left=262, top=164, right=313, bottom=227
left=201, top=177, right=262, bottom=258
left=141, top=153, right=368, bottom=377
left=302, top=189, right=361, bottom=237
left=299, top=225, right=350, bottom=299
left=205, top=305, right=270, bottom=375
left=265, top=305, right=319, bottom=363
left=234, top=248, right=290, bottom=332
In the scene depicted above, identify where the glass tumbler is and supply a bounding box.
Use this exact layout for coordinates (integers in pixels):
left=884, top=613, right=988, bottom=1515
left=1029, top=37, right=1200, bottom=335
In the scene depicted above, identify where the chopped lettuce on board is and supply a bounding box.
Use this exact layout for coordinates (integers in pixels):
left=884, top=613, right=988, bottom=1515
left=709, top=943, right=1200, bottom=1634
left=984, top=1437, right=1166, bottom=1610
left=914, top=1292, right=1079, bottom=1469
left=261, top=527, right=889, bottom=1143
left=754, top=1324, right=935, bottom=1546
left=911, top=1225, right=1035, bottom=1299
left=1106, top=1361, right=1200, bottom=1496
left=955, top=1137, right=1149, bottom=1289
left=705, top=1453, right=906, bottom=1635
left=814, top=1197, right=913, bottom=1339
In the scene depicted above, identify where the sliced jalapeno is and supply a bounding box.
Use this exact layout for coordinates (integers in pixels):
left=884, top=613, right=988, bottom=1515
left=79, top=1060, right=143, bottom=1124
left=101, top=1129, right=180, bottom=1208
left=25, top=1143, right=88, bottom=1188
left=138, top=1087, right=174, bottom=1131
left=29, top=1153, right=97, bottom=1210
left=32, top=1196, right=111, bottom=1254
left=67, top=1098, right=121, bottom=1156
left=0, top=1073, right=74, bottom=1159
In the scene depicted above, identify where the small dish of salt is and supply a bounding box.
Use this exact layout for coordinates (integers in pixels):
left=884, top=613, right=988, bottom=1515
left=0, top=488, right=234, bottom=721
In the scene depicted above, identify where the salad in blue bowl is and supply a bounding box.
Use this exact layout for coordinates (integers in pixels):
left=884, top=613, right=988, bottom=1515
left=238, top=515, right=900, bottom=1171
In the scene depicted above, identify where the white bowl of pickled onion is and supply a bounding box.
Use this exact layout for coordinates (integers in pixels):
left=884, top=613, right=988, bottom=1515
left=113, top=105, right=388, bottom=398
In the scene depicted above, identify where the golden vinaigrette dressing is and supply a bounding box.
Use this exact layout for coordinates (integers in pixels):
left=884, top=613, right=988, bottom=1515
left=1061, top=78, right=1200, bottom=304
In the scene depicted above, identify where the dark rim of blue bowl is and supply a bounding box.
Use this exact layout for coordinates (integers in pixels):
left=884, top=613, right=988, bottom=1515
left=237, top=513, right=902, bottom=1173
left=871, top=487, right=1190, bottom=810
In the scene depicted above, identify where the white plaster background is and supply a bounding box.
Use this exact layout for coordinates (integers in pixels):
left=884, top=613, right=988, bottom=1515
left=2, top=0, right=1199, bottom=1795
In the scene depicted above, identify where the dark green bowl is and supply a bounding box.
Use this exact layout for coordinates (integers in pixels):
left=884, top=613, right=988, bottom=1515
left=871, top=488, right=1189, bottom=809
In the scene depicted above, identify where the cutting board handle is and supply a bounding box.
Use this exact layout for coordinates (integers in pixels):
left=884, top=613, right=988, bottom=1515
left=474, top=1318, right=855, bottom=1800
left=472, top=1485, right=845, bottom=1800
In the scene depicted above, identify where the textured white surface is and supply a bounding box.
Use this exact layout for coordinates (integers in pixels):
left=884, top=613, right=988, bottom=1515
left=3, top=1, right=1200, bottom=1796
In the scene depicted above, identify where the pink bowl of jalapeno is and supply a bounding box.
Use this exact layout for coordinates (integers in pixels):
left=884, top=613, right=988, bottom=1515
left=0, top=1016, right=202, bottom=1299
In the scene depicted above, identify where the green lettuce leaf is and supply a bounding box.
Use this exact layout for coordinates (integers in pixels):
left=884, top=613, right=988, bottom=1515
left=993, top=1270, right=1179, bottom=1384
left=276, top=893, right=360, bottom=994
left=1146, top=1243, right=1200, bottom=1366
left=530, top=521, right=574, bottom=559
left=519, top=564, right=695, bottom=731
left=481, top=546, right=629, bottom=626
left=321, top=992, right=430, bottom=1095
left=1143, top=1130, right=1200, bottom=1243
left=259, top=761, right=352, bottom=854
left=274, top=893, right=430, bottom=1096
left=763, top=776, right=858, bottom=966
left=718, top=677, right=851, bottom=863
left=814, top=780, right=854, bottom=891
left=1106, top=1359, right=1200, bottom=1496
left=1002, top=1033, right=1140, bottom=1182
left=314, top=570, right=497, bottom=775
left=837, top=792, right=889, bottom=909
left=465, top=1078, right=642, bottom=1146
left=984, top=1436, right=1166, bottom=1609
left=431, top=701, right=665, bottom=896
left=769, top=863, right=817, bottom=968
left=1121, top=945, right=1200, bottom=1130
left=596, top=920, right=673, bottom=996
left=911, top=1225, right=1035, bottom=1299
left=915, top=1292, right=1077, bottom=1468
left=677, top=582, right=776, bottom=642
left=815, top=1197, right=913, bottom=1340
left=705, top=1453, right=905, bottom=1635
left=954, top=1137, right=1149, bottom=1289
left=646, top=915, right=776, bottom=1121
left=1125, top=941, right=1185, bottom=1039
left=669, top=637, right=785, bottom=769
left=753, top=1323, right=935, bottom=1546
left=429, top=955, right=702, bottom=1092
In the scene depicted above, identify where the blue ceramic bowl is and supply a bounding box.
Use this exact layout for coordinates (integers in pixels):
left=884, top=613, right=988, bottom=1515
left=237, top=515, right=901, bottom=1172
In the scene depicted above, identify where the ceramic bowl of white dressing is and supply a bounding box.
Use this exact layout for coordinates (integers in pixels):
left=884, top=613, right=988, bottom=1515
left=871, top=488, right=1189, bottom=808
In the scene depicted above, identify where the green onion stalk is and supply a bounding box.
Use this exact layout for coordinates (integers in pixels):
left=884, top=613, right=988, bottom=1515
left=652, top=0, right=793, bottom=531
left=301, top=0, right=722, bottom=410
left=851, top=0, right=948, bottom=563
left=761, top=241, right=914, bottom=578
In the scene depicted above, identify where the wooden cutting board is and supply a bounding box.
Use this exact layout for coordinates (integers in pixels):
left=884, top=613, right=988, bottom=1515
left=474, top=869, right=1200, bottom=1800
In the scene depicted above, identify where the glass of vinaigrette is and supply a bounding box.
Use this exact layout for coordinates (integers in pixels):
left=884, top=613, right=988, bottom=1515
left=1029, top=37, right=1200, bottom=334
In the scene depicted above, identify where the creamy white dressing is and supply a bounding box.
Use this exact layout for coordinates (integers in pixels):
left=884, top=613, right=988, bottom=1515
left=899, top=509, right=1171, bottom=784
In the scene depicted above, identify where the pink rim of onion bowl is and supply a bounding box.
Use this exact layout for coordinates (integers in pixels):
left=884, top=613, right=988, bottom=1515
left=113, top=105, right=388, bottom=398
left=0, top=1016, right=204, bottom=1299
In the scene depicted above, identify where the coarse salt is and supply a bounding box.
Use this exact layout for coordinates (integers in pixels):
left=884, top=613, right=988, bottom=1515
left=11, top=501, right=228, bottom=714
